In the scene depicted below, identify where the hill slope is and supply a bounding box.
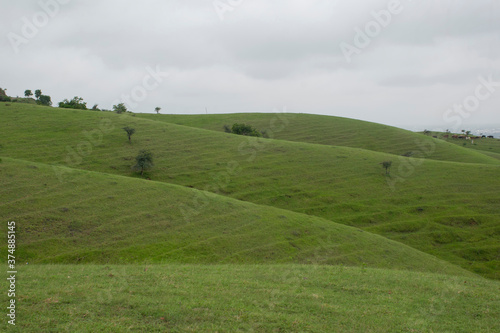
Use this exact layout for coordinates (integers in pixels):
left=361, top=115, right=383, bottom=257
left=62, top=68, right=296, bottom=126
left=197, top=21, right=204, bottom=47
left=1, top=103, right=499, bottom=278
left=0, top=156, right=471, bottom=276
left=135, top=112, right=500, bottom=165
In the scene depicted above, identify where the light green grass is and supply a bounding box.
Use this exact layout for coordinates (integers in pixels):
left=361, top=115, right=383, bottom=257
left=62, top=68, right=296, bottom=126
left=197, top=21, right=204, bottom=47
left=2, top=264, right=499, bottom=332
left=0, top=104, right=498, bottom=278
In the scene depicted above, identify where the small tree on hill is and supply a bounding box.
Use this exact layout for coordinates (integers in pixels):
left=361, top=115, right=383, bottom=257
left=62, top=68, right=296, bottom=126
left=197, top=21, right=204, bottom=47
left=155, top=107, right=161, bottom=114
left=122, top=126, right=135, bottom=143
left=24, top=90, right=33, bottom=98
left=35, top=89, right=42, bottom=99
left=132, top=150, right=153, bottom=175
left=381, top=161, right=392, bottom=175
left=38, top=95, right=52, bottom=106
left=113, top=103, right=127, bottom=114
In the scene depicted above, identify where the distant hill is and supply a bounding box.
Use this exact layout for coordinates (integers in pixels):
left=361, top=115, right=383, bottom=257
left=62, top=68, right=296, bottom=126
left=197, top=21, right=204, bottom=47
left=135, top=112, right=500, bottom=165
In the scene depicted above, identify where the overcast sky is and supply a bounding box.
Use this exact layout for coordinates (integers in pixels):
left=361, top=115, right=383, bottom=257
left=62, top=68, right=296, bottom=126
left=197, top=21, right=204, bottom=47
left=1, top=0, right=499, bottom=130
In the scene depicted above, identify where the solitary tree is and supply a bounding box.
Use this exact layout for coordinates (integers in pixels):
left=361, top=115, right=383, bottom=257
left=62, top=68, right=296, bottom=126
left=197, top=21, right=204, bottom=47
left=155, top=107, right=161, bottom=114
left=132, top=150, right=153, bottom=175
left=381, top=161, right=392, bottom=175
left=122, top=126, right=135, bottom=143
left=35, top=89, right=42, bottom=100
left=24, top=90, right=33, bottom=98
left=113, top=103, right=127, bottom=114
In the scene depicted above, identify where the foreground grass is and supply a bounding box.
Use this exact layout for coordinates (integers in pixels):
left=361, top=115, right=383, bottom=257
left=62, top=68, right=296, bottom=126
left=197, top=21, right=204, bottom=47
left=3, top=264, right=499, bottom=332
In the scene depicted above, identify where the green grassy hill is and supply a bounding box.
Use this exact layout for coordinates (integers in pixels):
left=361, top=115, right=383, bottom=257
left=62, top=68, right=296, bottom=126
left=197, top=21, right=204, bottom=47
left=135, top=112, right=500, bottom=165
left=2, top=102, right=500, bottom=332
left=1, top=103, right=498, bottom=278
left=418, top=130, right=500, bottom=160
left=7, top=264, right=499, bottom=332
left=1, top=156, right=470, bottom=276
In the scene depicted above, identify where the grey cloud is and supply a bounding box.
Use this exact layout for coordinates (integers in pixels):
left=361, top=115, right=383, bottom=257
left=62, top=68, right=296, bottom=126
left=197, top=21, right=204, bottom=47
left=1, top=0, right=499, bottom=128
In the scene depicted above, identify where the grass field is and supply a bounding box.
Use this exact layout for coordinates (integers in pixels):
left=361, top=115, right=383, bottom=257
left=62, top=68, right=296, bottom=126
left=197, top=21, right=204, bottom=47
left=2, top=264, right=499, bottom=332
left=1, top=102, right=499, bottom=331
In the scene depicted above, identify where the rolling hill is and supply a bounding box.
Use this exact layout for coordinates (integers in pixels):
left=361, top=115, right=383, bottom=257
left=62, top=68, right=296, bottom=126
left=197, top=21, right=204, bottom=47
left=0, top=156, right=471, bottom=276
left=135, top=112, right=500, bottom=165
left=2, top=102, right=500, bottom=331
left=1, top=103, right=499, bottom=278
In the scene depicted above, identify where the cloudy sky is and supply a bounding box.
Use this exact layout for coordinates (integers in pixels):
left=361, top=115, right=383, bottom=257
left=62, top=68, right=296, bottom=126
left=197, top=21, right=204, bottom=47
left=1, top=0, right=499, bottom=131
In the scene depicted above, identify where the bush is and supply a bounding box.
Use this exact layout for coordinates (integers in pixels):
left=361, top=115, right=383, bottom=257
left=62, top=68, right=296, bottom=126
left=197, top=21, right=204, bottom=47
left=113, top=103, right=127, bottom=114
left=37, top=95, right=52, bottom=106
left=59, top=96, right=87, bottom=110
left=231, top=123, right=262, bottom=137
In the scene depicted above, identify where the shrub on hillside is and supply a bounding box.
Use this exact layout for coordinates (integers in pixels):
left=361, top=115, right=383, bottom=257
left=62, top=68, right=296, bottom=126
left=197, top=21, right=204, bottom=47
left=59, top=96, right=88, bottom=110
left=231, top=123, right=262, bottom=137
left=37, top=95, right=52, bottom=106
left=113, top=103, right=127, bottom=114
